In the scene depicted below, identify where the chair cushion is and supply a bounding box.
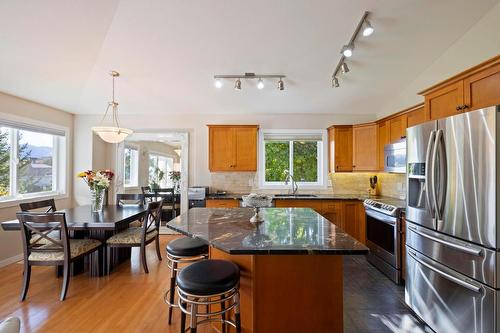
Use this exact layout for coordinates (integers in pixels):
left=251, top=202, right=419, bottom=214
left=106, top=228, right=158, bottom=245
left=28, top=239, right=101, bottom=261
left=177, top=259, right=240, bottom=296
left=166, top=237, right=208, bottom=257
left=0, top=317, right=20, bottom=333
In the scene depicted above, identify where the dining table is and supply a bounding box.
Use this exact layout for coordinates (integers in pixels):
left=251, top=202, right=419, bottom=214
left=1, top=204, right=147, bottom=276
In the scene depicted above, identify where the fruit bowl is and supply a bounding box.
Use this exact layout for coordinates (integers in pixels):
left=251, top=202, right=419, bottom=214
left=241, top=194, right=273, bottom=223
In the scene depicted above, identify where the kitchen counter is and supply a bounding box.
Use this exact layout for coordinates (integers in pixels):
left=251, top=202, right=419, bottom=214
left=167, top=207, right=368, bottom=255
left=208, top=192, right=392, bottom=200
left=167, top=207, right=366, bottom=333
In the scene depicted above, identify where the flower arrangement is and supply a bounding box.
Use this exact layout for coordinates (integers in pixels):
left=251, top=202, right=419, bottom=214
left=169, top=171, right=181, bottom=193
left=78, top=170, right=114, bottom=211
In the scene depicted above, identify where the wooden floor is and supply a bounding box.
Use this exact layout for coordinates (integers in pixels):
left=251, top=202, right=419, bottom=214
left=0, top=235, right=213, bottom=333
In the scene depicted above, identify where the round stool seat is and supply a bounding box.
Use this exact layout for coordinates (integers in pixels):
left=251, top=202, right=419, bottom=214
left=166, top=237, right=208, bottom=257
left=177, top=259, right=240, bottom=296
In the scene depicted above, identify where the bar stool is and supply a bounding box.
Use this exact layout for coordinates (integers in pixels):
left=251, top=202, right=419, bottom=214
left=177, top=259, right=241, bottom=333
left=165, top=237, right=209, bottom=324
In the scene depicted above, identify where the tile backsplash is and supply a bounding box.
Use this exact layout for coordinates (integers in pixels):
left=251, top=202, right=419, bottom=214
left=209, top=171, right=406, bottom=199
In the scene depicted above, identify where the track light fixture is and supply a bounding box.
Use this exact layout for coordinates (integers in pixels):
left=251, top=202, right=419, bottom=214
left=234, top=78, right=242, bottom=90
left=340, top=62, right=350, bottom=74
left=331, top=11, right=374, bottom=88
left=277, top=78, right=284, bottom=90
left=213, top=73, right=286, bottom=91
left=332, top=77, right=339, bottom=88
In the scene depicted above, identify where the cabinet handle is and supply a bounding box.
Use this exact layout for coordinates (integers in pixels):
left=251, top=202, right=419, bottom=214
left=463, top=104, right=469, bottom=110
left=456, top=106, right=461, bottom=111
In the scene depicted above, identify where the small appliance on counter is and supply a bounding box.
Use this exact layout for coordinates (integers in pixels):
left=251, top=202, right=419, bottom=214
left=368, top=175, right=378, bottom=196
left=188, top=186, right=209, bottom=208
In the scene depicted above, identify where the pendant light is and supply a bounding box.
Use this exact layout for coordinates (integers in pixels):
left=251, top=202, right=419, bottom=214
left=92, top=71, right=133, bottom=143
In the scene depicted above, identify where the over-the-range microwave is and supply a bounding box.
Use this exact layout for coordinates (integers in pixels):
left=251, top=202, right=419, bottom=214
left=384, top=139, right=406, bottom=173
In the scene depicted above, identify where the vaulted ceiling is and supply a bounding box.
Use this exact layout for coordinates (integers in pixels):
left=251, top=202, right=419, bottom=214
left=0, top=0, right=498, bottom=116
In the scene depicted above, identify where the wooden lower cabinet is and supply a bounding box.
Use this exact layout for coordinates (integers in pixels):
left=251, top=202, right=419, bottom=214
left=205, top=199, right=240, bottom=208
left=276, top=199, right=366, bottom=244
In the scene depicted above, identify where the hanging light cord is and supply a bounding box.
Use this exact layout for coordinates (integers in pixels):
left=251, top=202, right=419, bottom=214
left=98, top=72, right=122, bottom=131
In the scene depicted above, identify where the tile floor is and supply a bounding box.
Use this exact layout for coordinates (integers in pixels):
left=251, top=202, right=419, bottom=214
left=343, top=256, right=433, bottom=333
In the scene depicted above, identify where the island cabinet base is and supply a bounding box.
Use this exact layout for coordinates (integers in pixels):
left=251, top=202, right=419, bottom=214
left=210, top=247, right=343, bottom=333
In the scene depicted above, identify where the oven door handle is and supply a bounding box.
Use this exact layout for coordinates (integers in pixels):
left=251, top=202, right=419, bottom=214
left=365, top=209, right=396, bottom=226
left=408, top=225, right=482, bottom=256
left=407, top=250, right=482, bottom=294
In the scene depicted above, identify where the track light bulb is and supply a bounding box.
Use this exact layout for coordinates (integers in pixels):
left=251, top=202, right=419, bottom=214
left=341, top=45, right=353, bottom=57
left=234, top=79, right=242, bottom=90
left=332, top=77, right=339, bottom=88
left=277, top=78, right=284, bottom=91
left=340, top=62, right=350, bottom=74
left=214, top=78, right=222, bottom=89
left=257, top=78, right=264, bottom=90
left=362, top=20, right=374, bottom=37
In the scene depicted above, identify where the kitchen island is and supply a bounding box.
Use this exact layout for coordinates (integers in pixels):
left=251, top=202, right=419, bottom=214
left=167, top=207, right=368, bottom=333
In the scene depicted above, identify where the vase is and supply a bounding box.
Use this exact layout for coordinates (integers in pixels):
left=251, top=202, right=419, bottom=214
left=90, top=188, right=105, bottom=212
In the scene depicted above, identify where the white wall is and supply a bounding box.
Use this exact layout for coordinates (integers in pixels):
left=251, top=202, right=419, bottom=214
left=378, top=1, right=500, bottom=118
left=73, top=112, right=373, bottom=203
left=0, top=92, right=74, bottom=265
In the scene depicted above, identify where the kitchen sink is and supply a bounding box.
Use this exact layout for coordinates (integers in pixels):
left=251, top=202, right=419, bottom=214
left=274, top=194, right=317, bottom=198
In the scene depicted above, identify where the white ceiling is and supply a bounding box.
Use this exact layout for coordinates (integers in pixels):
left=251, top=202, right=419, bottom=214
left=0, top=0, right=498, bottom=116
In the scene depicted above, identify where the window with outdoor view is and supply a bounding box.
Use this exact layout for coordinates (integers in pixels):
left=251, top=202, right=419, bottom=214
left=0, top=122, right=67, bottom=201
left=148, top=153, right=174, bottom=188
left=123, top=146, right=139, bottom=187
left=260, top=130, right=326, bottom=187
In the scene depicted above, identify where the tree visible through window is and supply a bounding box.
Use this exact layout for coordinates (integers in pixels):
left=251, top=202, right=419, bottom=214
left=264, top=140, right=319, bottom=183
left=123, top=146, right=139, bottom=187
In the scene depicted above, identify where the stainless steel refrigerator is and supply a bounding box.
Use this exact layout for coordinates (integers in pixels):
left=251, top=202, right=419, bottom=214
left=405, top=106, right=499, bottom=333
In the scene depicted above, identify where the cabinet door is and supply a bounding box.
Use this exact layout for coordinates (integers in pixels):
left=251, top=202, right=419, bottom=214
left=206, top=199, right=240, bottom=208
left=321, top=201, right=344, bottom=229
left=463, top=62, right=500, bottom=111
left=234, top=127, right=258, bottom=171
left=353, top=124, right=378, bottom=171
left=274, top=200, right=322, bottom=213
left=343, top=201, right=359, bottom=240
left=425, top=81, right=464, bottom=120
left=389, top=115, right=407, bottom=142
left=406, top=106, right=426, bottom=128
left=333, top=127, right=353, bottom=172
left=356, top=203, right=366, bottom=245
left=209, top=127, right=235, bottom=171
left=378, top=121, right=389, bottom=171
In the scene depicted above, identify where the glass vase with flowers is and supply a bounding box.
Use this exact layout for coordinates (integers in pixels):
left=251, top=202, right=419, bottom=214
left=77, top=170, right=114, bottom=212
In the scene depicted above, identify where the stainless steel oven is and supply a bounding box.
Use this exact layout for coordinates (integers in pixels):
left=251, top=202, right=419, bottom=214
left=384, top=139, right=406, bottom=173
left=364, top=199, right=403, bottom=284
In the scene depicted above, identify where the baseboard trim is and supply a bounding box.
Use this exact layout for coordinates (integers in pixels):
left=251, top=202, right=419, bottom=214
left=0, top=253, right=23, bottom=268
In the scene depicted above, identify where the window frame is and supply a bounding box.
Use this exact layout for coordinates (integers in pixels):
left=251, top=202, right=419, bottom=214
left=258, top=129, right=328, bottom=190
left=148, top=151, right=175, bottom=188
left=0, top=112, right=69, bottom=208
left=123, top=144, right=139, bottom=188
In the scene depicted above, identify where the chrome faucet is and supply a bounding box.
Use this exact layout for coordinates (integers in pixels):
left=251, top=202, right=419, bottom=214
left=284, top=170, right=298, bottom=195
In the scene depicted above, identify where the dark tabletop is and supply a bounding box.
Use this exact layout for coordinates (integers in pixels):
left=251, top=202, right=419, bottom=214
left=167, top=207, right=369, bottom=255
left=1, top=205, right=147, bottom=231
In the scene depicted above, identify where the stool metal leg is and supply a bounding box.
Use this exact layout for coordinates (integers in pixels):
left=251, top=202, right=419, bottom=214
left=220, top=295, right=226, bottom=333
left=190, top=300, right=198, bottom=333
left=168, top=261, right=178, bottom=324
left=180, top=301, right=187, bottom=333
left=234, top=292, right=241, bottom=333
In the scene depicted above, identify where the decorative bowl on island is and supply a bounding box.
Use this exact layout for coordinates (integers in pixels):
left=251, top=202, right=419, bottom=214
left=241, top=193, right=273, bottom=223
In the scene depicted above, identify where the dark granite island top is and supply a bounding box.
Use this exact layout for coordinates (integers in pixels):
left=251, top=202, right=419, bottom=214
left=167, top=207, right=368, bottom=255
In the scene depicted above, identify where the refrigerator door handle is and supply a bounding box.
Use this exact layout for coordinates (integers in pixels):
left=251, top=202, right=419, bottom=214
left=431, top=129, right=443, bottom=222
left=408, top=225, right=483, bottom=256
left=436, top=129, right=447, bottom=223
left=407, top=250, right=483, bottom=294
left=425, top=130, right=436, bottom=219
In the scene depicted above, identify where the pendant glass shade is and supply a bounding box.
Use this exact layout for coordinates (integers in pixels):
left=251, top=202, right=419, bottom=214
left=93, top=126, right=133, bottom=143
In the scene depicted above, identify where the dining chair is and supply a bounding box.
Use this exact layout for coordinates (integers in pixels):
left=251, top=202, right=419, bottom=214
left=153, top=188, right=178, bottom=220
left=141, top=186, right=154, bottom=204
left=106, top=199, right=164, bottom=273
left=116, top=193, right=145, bottom=228
left=20, top=199, right=59, bottom=244
left=17, top=212, right=102, bottom=301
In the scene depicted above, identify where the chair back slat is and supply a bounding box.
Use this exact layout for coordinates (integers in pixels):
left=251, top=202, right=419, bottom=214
left=153, top=188, right=175, bottom=204
left=116, top=193, right=145, bottom=206
left=143, top=199, right=163, bottom=238
left=16, top=212, right=70, bottom=260
left=19, top=199, right=57, bottom=213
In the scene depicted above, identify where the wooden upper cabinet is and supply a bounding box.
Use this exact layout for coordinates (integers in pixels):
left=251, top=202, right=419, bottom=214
left=208, top=125, right=258, bottom=172
left=352, top=123, right=378, bottom=171
left=463, top=61, right=500, bottom=111
left=421, top=55, right=500, bottom=120
left=388, top=114, right=407, bottom=142
left=328, top=126, right=353, bottom=173
left=424, top=80, right=464, bottom=120
left=406, top=105, right=426, bottom=128
left=377, top=121, right=388, bottom=171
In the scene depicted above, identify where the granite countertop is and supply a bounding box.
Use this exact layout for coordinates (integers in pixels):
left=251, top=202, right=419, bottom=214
left=167, top=207, right=369, bottom=255
left=207, top=193, right=401, bottom=202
